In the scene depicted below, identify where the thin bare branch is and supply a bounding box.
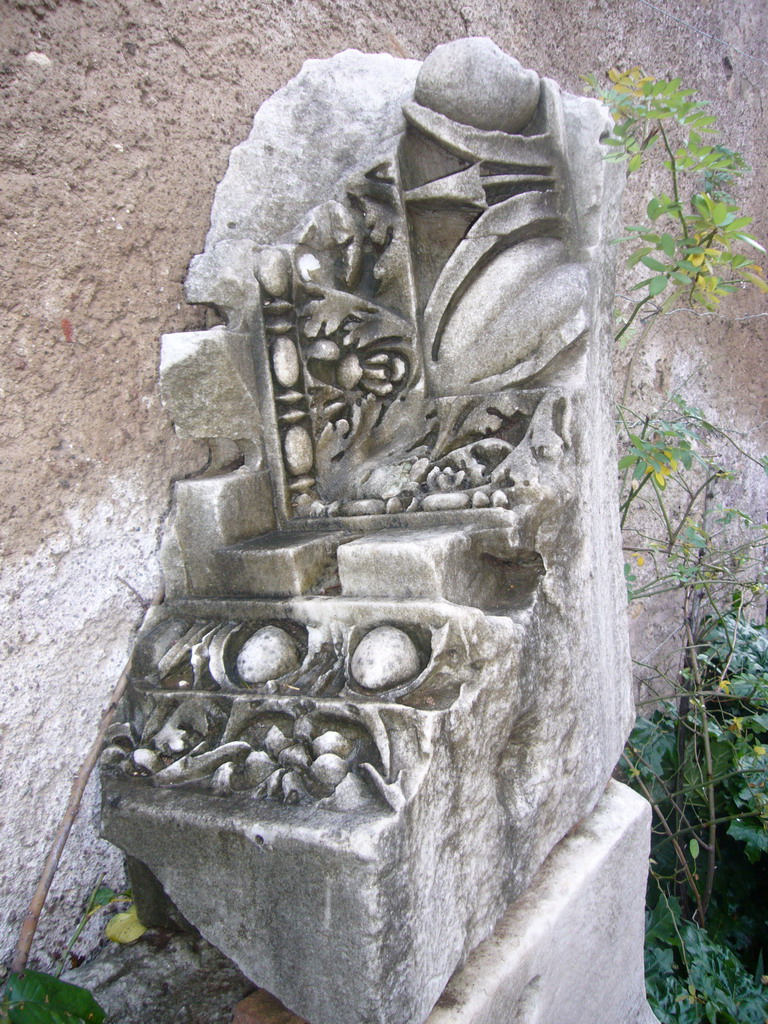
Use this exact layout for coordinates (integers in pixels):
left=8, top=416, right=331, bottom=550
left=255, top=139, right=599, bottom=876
left=11, top=584, right=165, bottom=976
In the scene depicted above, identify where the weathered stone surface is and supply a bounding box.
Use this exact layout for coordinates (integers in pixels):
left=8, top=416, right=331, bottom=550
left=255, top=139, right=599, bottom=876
left=159, top=468, right=276, bottom=599
left=219, top=530, right=346, bottom=597
left=184, top=52, right=421, bottom=323
left=62, top=932, right=253, bottom=1024
left=100, top=38, right=645, bottom=1024
left=414, top=38, right=540, bottom=133
left=338, top=526, right=545, bottom=610
left=76, top=783, right=657, bottom=1024
left=160, top=327, right=262, bottom=440
left=5, top=0, right=767, bottom=976
left=428, top=781, right=660, bottom=1024
left=350, top=625, right=421, bottom=690
left=236, top=626, right=300, bottom=685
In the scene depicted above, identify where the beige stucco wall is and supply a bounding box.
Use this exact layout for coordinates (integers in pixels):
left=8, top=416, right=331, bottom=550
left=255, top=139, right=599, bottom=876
left=2, top=0, right=766, bottom=970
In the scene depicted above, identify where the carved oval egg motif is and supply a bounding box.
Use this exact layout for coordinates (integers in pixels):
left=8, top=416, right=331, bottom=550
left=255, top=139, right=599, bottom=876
left=255, top=247, right=291, bottom=297
left=311, top=731, right=351, bottom=758
left=337, top=352, right=363, bottom=390
left=351, top=626, right=421, bottom=691
left=236, top=626, right=299, bottom=685
left=272, top=337, right=300, bottom=388
left=283, top=426, right=314, bottom=475
left=311, top=752, right=349, bottom=789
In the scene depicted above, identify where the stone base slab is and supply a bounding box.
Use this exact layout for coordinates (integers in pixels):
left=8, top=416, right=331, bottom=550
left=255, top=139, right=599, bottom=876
left=427, top=779, right=659, bottom=1024
left=230, top=780, right=658, bottom=1024
left=67, top=783, right=657, bottom=1024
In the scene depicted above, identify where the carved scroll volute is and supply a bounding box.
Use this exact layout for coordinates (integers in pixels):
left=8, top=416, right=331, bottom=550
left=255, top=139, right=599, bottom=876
left=398, top=38, right=589, bottom=398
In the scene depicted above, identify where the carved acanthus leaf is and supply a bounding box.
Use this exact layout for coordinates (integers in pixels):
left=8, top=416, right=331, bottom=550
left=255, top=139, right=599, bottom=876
left=301, top=289, right=378, bottom=338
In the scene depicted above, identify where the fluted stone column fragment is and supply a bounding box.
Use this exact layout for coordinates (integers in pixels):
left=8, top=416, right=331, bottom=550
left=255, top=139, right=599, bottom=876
left=101, top=39, right=639, bottom=1024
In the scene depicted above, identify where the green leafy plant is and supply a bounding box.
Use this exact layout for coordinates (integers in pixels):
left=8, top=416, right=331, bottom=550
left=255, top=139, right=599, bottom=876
left=52, top=882, right=129, bottom=978
left=584, top=67, right=766, bottom=335
left=618, top=394, right=767, bottom=607
left=623, top=609, right=768, bottom=1022
left=1, top=880, right=130, bottom=1024
left=644, top=894, right=768, bottom=1024
left=1, top=972, right=105, bottom=1024
left=615, top=371, right=768, bottom=1024
left=586, top=66, right=768, bottom=1023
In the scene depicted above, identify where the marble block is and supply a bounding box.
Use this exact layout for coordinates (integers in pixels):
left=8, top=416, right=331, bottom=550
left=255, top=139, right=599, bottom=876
left=101, top=38, right=639, bottom=1024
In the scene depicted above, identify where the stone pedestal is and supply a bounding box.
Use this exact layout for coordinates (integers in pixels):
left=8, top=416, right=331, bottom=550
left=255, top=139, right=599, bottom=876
left=231, top=781, right=658, bottom=1024
left=427, top=780, right=659, bottom=1024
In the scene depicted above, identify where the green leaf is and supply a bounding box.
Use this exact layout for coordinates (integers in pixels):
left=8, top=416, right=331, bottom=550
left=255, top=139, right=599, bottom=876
left=628, top=152, right=642, bottom=173
left=735, top=233, right=767, bottom=253
left=724, top=215, right=753, bottom=232
left=689, top=837, right=700, bottom=860
left=90, top=886, right=118, bottom=909
left=645, top=893, right=684, bottom=947
left=712, top=201, right=729, bottom=226
left=5, top=972, right=105, bottom=1024
left=648, top=275, right=668, bottom=296
left=727, top=819, right=768, bottom=864
left=659, top=234, right=676, bottom=258
left=670, top=270, right=693, bottom=285
left=627, top=246, right=654, bottom=269
left=742, top=271, right=768, bottom=293
left=641, top=256, right=667, bottom=273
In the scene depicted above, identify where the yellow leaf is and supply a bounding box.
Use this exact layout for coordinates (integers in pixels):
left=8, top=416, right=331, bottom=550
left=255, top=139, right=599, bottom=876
left=105, top=904, right=147, bottom=944
left=743, top=271, right=768, bottom=293
left=755, top=746, right=766, bottom=756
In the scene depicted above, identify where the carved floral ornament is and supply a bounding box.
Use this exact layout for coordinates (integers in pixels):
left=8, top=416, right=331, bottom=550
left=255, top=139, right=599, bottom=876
left=207, top=38, right=587, bottom=521
left=102, top=40, right=596, bottom=816
left=100, top=39, right=634, bottom=1024
left=103, top=607, right=488, bottom=809
left=104, top=694, right=396, bottom=811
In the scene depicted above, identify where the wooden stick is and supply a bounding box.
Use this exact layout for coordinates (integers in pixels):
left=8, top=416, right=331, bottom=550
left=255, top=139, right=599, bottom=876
left=11, top=584, right=165, bottom=975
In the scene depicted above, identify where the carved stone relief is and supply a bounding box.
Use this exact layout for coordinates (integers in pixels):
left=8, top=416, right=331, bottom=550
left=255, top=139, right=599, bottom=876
left=101, top=38, right=634, bottom=1024
left=239, top=46, right=584, bottom=523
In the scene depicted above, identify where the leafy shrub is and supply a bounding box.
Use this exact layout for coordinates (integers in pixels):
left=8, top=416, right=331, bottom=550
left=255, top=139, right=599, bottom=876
left=623, top=611, right=768, bottom=1022
left=587, top=66, right=768, bottom=1023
